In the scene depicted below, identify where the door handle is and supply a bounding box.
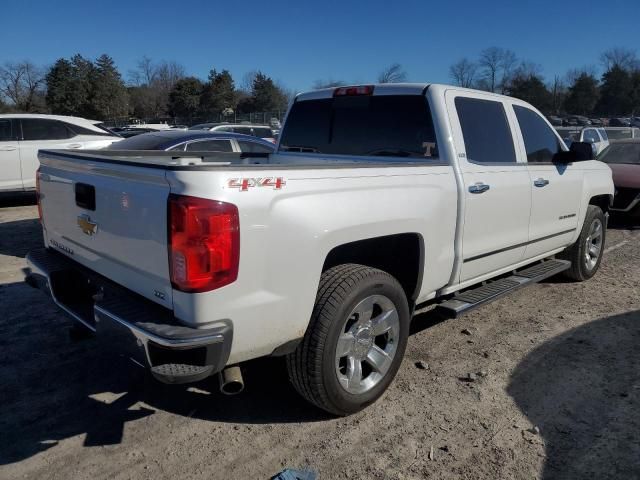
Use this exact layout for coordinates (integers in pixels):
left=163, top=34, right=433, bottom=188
left=0, top=145, right=17, bottom=151
left=534, top=178, right=550, bottom=187
left=469, top=182, right=490, bottom=194
left=68, top=143, right=82, bottom=149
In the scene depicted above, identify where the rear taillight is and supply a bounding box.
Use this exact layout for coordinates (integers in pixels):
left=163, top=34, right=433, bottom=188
left=35, top=168, right=43, bottom=223
left=333, top=85, right=374, bottom=97
left=168, top=194, right=239, bottom=293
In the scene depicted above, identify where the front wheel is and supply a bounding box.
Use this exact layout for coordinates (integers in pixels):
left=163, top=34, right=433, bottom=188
left=560, top=205, right=606, bottom=281
left=287, top=264, right=410, bottom=416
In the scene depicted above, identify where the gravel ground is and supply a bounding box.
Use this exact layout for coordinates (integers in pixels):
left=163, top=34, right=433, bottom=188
left=1, top=194, right=639, bottom=480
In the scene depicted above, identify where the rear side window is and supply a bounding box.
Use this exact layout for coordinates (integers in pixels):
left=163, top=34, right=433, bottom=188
left=0, top=119, right=13, bottom=141
left=513, top=105, right=563, bottom=163
left=455, top=97, right=516, bottom=164
left=237, top=140, right=274, bottom=154
left=21, top=119, right=73, bottom=141
left=598, top=128, right=608, bottom=141
left=185, top=139, right=233, bottom=152
left=63, top=122, right=113, bottom=137
left=279, top=95, right=438, bottom=159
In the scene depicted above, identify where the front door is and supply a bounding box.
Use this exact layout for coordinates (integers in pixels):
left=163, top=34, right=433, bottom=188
left=446, top=91, right=532, bottom=283
left=510, top=104, right=583, bottom=259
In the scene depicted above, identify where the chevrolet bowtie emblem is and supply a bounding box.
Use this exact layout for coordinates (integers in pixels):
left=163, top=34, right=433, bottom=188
left=77, top=214, right=98, bottom=236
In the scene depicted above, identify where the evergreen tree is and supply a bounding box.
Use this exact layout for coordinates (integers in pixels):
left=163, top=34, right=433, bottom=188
left=508, top=74, right=553, bottom=113
left=91, top=54, right=128, bottom=119
left=596, top=65, right=633, bottom=116
left=199, top=69, right=236, bottom=117
left=564, top=73, right=599, bottom=115
left=168, top=77, right=204, bottom=119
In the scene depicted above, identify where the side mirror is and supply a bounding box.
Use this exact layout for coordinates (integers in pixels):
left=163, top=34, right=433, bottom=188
left=553, top=142, right=594, bottom=163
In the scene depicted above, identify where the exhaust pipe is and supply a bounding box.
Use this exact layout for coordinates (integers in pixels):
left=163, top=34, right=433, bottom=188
left=219, top=365, right=244, bottom=395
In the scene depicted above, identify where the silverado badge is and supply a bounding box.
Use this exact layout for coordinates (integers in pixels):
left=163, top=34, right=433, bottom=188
left=77, top=214, right=98, bottom=236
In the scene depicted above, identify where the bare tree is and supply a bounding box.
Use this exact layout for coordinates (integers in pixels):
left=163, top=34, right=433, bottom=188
left=478, top=47, right=503, bottom=92
left=498, top=49, right=518, bottom=93
left=0, top=61, right=45, bottom=112
left=549, top=75, right=566, bottom=114
left=449, top=58, right=477, bottom=88
left=513, top=61, right=543, bottom=79
left=241, top=70, right=259, bottom=94
left=377, top=63, right=407, bottom=83
left=600, top=47, right=639, bottom=72
left=128, top=55, right=157, bottom=86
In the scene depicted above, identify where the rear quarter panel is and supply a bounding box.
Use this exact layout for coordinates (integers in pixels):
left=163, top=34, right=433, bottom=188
left=167, top=163, right=457, bottom=364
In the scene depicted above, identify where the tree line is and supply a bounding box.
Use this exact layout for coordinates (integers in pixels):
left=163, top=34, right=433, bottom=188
left=0, top=54, right=293, bottom=122
left=1, top=48, right=639, bottom=121
left=449, top=46, right=640, bottom=117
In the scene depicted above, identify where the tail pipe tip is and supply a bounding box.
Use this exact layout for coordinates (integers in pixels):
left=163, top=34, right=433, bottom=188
left=219, top=365, right=244, bottom=395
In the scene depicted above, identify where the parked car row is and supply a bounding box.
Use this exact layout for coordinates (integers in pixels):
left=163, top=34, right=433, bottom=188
left=547, top=115, right=640, bottom=128
left=555, top=126, right=610, bottom=155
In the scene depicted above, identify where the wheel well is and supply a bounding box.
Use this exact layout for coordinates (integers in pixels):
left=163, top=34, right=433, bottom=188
left=322, top=233, right=423, bottom=302
left=589, top=194, right=612, bottom=213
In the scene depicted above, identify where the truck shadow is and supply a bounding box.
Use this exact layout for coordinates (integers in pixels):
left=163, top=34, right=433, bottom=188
left=0, top=277, right=329, bottom=465
left=507, top=310, right=640, bottom=479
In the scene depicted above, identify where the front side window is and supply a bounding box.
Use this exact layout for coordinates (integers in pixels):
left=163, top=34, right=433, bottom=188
left=280, top=94, right=438, bottom=159
left=21, top=119, right=73, bottom=141
left=184, top=140, right=233, bottom=152
left=455, top=97, right=516, bottom=163
left=0, top=119, right=13, bottom=141
left=513, top=105, right=563, bottom=163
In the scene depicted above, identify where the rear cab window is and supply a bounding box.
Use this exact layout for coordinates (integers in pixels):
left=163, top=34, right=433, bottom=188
left=279, top=94, right=438, bottom=160
left=454, top=97, right=516, bottom=164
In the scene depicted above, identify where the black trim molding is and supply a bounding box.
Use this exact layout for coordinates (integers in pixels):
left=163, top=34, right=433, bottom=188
left=464, top=228, right=575, bottom=263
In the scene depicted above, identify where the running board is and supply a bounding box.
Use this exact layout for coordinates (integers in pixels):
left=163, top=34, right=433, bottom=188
left=434, top=259, right=571, bottom=318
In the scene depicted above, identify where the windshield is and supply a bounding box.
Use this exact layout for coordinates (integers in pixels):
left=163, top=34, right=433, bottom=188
left=279, top=95, right=438, bottom=159
left=105, top=133, right=171, bottom=150
left=598, top=142, right=640, bottom=164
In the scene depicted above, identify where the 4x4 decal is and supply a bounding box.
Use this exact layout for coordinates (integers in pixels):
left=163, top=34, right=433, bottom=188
left=228, top=177, right=286, bottom=191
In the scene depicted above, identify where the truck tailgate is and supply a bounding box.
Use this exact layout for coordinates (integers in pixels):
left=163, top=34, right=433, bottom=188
left=38, top=151, right=173, bottom=308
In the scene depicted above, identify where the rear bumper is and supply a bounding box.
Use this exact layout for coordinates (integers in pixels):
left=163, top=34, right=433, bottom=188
left=25, top=248, right=232, bottom=383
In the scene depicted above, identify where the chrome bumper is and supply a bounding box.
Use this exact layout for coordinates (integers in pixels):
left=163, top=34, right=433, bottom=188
left=25, top=248, right=232, bottom=383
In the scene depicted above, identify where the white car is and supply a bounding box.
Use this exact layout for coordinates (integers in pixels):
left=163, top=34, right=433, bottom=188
left=0, top=114, right=121, bottom=192
left=189, top=123, right=276, bottom=143
left=556, top=126, right=610, bottom=155
left=27, top=84, right=613, bottom=415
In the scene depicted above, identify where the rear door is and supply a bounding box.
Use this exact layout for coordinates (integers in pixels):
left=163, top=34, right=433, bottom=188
left=446, top=91, right=532, bottom=282
left=0, top=118, right=22, bottom=191
left=19, top=118, right=81, bottom=189
left=511, top=104, right=583, bottom=259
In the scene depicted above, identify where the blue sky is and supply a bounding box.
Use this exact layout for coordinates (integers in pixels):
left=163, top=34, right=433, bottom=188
left=3, top=0, right=639, bottom=91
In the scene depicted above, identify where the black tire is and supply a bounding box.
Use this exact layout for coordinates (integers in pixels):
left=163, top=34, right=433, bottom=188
left=559, top=205, right=606, bottom=281
left=286, top=264, right=410, bottom=416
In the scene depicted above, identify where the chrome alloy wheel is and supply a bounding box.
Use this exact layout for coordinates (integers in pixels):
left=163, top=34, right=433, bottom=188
left=334, top=294, right=400, bottom=395
left=584, top=217, right=603, bottom=271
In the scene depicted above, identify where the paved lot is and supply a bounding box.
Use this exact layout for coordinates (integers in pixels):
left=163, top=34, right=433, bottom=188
left=1, top=195, right=639, bottom=479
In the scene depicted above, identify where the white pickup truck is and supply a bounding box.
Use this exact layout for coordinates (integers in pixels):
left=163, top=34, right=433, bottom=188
left=26, top=84, right=613, bottom=415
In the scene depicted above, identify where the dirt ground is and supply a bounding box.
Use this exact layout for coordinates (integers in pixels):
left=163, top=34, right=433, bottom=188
left=1, top=193, right=639, bottom=480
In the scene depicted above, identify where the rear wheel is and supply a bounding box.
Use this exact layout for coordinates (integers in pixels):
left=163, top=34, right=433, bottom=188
left=560, top=205, right=606, bottom=281
left=287, top=264, right=410, bottom=415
